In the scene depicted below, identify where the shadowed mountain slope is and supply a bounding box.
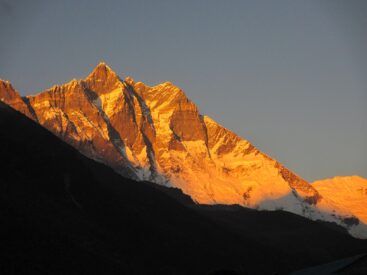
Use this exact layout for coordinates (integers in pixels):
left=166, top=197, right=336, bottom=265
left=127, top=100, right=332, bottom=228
left=0, top=102, right=366, bottom=274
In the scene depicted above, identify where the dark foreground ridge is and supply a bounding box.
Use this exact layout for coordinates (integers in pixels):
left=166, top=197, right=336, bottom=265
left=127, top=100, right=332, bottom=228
left=0, top=102, right=366, bottom=275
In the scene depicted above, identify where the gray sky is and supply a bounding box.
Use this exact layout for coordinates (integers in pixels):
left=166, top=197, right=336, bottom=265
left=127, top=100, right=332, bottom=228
left=0, top=0, right=366, bottom=181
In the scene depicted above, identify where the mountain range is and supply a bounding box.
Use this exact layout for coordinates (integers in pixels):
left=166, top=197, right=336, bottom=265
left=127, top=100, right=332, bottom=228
left=1, top=62, right=366, bottom=239
left=1, top=100, right=367, bottom=274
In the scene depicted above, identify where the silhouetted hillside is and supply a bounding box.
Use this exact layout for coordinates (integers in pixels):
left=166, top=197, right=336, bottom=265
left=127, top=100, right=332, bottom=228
left=0, top=102, right=366, bottom=274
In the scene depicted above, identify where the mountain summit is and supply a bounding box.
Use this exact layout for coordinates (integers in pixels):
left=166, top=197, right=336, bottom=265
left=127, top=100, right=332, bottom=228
left=1, top=63, right=366, bottom=237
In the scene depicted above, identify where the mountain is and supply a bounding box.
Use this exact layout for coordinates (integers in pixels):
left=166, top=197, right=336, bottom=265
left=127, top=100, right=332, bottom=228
left=313, top=176, right=367, bottom=238
left=1, top=101, right=366, bottom=274
left=0, top=80, right=36, bottom=120
left=0, top=63, right=365, bottom=237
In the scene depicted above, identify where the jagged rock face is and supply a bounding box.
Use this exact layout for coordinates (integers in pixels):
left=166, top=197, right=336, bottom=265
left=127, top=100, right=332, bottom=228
left=28, top=96, right=114, bottom=178
left=129, top=77, right=319, bottom=208
left=0, top=80, right=36, bottom=120
left=2, top=63, right=365, bottom=237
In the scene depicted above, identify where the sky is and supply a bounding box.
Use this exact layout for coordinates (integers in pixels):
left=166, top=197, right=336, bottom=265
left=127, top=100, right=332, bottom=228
left=0, top=0, right=366, bottom=181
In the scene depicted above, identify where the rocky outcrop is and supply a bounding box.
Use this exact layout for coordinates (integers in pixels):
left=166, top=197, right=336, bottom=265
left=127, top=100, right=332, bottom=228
left=0, top=80, right=36, bottom=120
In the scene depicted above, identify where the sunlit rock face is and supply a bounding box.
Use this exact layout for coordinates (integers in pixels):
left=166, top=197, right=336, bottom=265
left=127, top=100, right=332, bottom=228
left=128, top=75, right=321, bottom=209
left=0, top=80, right=36, bottom=120
left=1, top=63, right=365, bottom=237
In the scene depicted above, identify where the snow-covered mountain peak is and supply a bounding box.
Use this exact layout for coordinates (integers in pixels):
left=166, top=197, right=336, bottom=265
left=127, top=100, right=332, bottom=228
left=1, top=65, right=366, bottom=238
left=312, top=176, right=367, bottom=238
